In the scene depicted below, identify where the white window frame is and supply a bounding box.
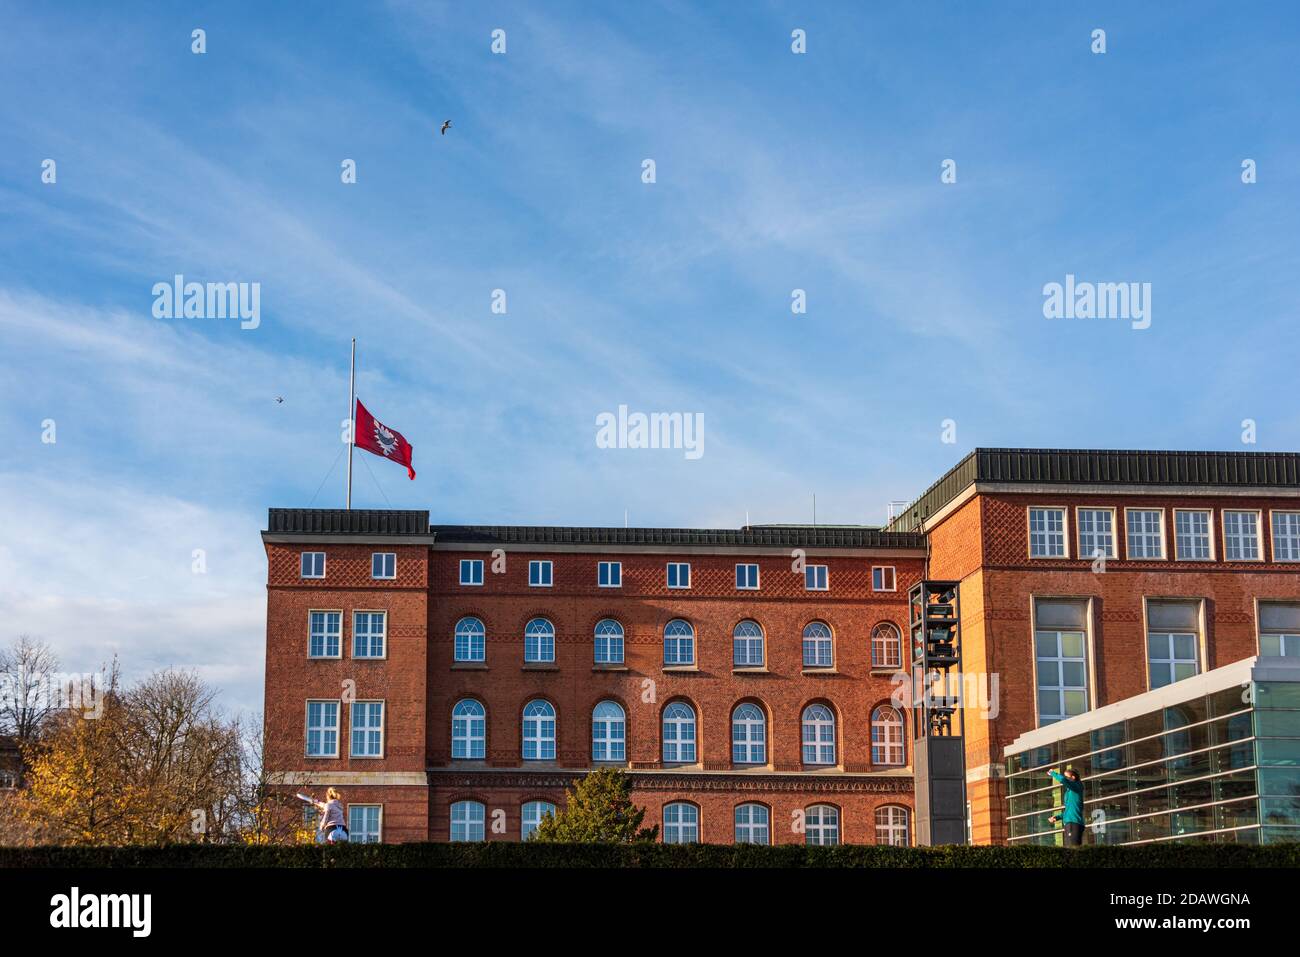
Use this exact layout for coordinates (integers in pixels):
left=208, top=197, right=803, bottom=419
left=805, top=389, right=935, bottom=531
left=1125, top=508, right=1167, bottom=560
left=451, top=698, right=486, bottom=759
left=662, top=701, right=697, bottom=763
left=450, top=800, right=485, bottom=842
left=801, top=704, right=836, bottom=765
left=521, top=801, right=556, bottom=841
left=731, top=703, right=766, bottom=764
left=870, top=622, right=902, bottom=669
left=349, top=700, right=385, bottom=758
left=524, top=617, right=555, bottom=663
left=454, top=616, right=486, bottom=663
left=592, top=700, right=626, bottom=762
left=594, top=618, right=625, bottom=664
left=522, top=699, right=556, bottom=761
left=305, top=700, right=340, bottom=758
left=370, top=552, right=396, bottom=580
left=1027, top=507, right=1068, bottom=558
left=1258, top=600, right=1300, bottom=658
left=1272, top=510, right=1300, bottom=562
left=664, top=619, right=695, bottom=666
left=597, top=561, right=622, bottom=588
left=1173, top=508, right=1214, bottom=561
left=804, top=804, right=840, bottom=846
left=459, top=559, right=484, bottom=586
left=663, top=802, right=699, bottom=844
left=801, top=621, right=834, bottom=669
left=734, top=803, right=770, bottom=844
left=804, top=564, right=829, bottom=591
left=352, top=610, right=387, bottom=659
left=308, top=610, right=342, bottom=659
left=732, top=620, right=765, bottom=668
left=347, top=804, right=382, bottom=843
left=871, top=566, right=896, bottom=592
left=1222, top=509, right=1262, bottom=562
left=300, top=551, right=326, bottom=579
left=1034, top=620, right=1090, bottom=726
left=875, top=805, right=910, bottom=846
left=666, top=562, right=691, bottom=589
left=871, top=706, right=905, bottom=766
left=528, top=560, right=553, bottom=588
left=735, top=563, right=760, bottom=590
left=1075, top=507, right=1117, bottom=560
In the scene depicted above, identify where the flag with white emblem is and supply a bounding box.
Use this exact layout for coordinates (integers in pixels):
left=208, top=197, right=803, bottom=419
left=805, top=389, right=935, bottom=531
left=354, top=399, right=415, bottom=479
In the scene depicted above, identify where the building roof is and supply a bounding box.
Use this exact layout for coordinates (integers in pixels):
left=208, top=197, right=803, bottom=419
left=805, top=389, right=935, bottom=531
left=264, top=509, right=926, bottom=550
left=887, top=448, right=1300, bottom=532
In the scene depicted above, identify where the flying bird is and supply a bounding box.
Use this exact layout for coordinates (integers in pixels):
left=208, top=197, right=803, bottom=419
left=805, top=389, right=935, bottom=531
left=275, top=396, right=284, bottom=404
left=440, top=120, right=451, bottom=135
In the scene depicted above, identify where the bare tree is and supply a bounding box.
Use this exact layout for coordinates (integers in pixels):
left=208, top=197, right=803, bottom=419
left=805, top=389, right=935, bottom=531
left=0, top=635, right=61, bottom=745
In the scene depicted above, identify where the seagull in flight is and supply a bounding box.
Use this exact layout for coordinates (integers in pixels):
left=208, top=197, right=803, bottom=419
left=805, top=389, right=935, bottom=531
left=440, top=120, right=451, bottom=136
left=274, top=396, right=284, bottom=404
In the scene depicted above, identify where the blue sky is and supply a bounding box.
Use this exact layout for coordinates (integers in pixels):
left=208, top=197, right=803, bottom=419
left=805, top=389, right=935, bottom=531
left=2, top=1, right=1298, bottom=715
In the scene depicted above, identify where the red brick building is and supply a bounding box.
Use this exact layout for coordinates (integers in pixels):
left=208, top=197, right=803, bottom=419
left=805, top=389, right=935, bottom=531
left=263, top=448, right=1300, bottom=845
left=263, top=515, right=923, bottom=844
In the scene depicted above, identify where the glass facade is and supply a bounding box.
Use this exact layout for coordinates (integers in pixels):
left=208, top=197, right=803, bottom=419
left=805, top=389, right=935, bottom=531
left=1006, top=663, right=1300, bottom=846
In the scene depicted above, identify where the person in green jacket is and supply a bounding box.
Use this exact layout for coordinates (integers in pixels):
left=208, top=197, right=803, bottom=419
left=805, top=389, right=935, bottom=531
left=1047, top=766, right=1086, bottom=846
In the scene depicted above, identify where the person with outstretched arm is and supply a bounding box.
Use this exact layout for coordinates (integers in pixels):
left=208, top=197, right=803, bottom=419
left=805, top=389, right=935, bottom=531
left=298, top=788, right=349, bottom=843
left=1047, top=766, right=1085, bottom=846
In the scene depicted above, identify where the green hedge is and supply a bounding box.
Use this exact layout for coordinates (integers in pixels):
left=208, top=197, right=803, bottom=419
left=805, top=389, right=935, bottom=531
left=1, top=841, right=1297, bottom=868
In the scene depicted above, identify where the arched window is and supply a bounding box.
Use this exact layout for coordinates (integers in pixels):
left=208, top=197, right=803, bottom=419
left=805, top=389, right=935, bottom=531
left=662, top=701, right=697, bottom=763
left=451, top=699, right=486, bottom=759
left=450, top=800, right=485, bottom=842
left=733, top=620, right=765, bottom=667
left=802, top=704, right=836, bottom=765
left=871, top=706, right=905, bottom=766
left=805, top=804, right=840, bottom=845
left=521, top=800, right=556, bottom=840
left=731, top=703, right=766, bottom=764
left=594, top=619, right=624, bottom=664
left=871, top=622, right=902, bottom=669
left=734, top=804, right=770, bottom=844
left=663, top=802, right=699, bottom=843
left=454, top=616, right=485, bottom=662
left=522, top=699, right=556, bottom=760
left=592, top=700, right=626, bottom=762
left=524, top=617, right=555, bottom=663
left=664, top=619, right=695, bottom=665
left=875, top=805, right=910, bottom=846
left=802, top=621, right=833, bottom=668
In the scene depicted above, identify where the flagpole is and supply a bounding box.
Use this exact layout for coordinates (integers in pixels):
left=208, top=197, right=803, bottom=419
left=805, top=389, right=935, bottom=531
left=346, top=338, right=356, bottom=510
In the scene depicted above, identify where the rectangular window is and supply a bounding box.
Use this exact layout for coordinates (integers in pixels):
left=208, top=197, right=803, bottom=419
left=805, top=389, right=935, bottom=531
left=352, top=611, right=386, bottom=658
left=735, top=563, right=760, bottom=589
left=872, top=566, right=896, bottom=592
left=1028, top=508, right=1067, bottom=558
left=598, top=561, right=622, bottom=587
left=1076, top=508, right=1116, bottom=559
left=804, top=565, right=828, bottom=591
left=459, top=559, right=484, bottom=586
left=1223, top=510, right=1261, bottom=561
left=1033, top=598, right=1090, bottom=726
left=1273, top=511, right=1300, bottom=562
left=1146, top=599, right=1202, bottom=688
left=1259, top=601, right=1300, bottom=658
left=528, top=560, right=553, bottom=587
left=1174, top=509, right=1213, bottom=561
left=371, top=552, right=396, bottom=579
left=350, top=701, right=384, bottom=758
left=305, top=700, right=339, bottom=757
left=666, top=562, right=691, bottom=589
left=308, top=611, right=341, bottom=659
left=348, top=805, right=382, bottom=843
left=1126, top=509, right=1166, bottom=559
left=300, top=552, right=325, bottom=579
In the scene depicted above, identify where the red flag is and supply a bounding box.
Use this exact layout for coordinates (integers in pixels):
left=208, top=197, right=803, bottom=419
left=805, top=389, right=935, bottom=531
left=354, top=399, right=415, bottom=479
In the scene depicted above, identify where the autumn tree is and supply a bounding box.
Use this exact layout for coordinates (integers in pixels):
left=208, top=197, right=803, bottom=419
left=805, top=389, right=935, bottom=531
left=530, top=768, right=658, bottom=843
